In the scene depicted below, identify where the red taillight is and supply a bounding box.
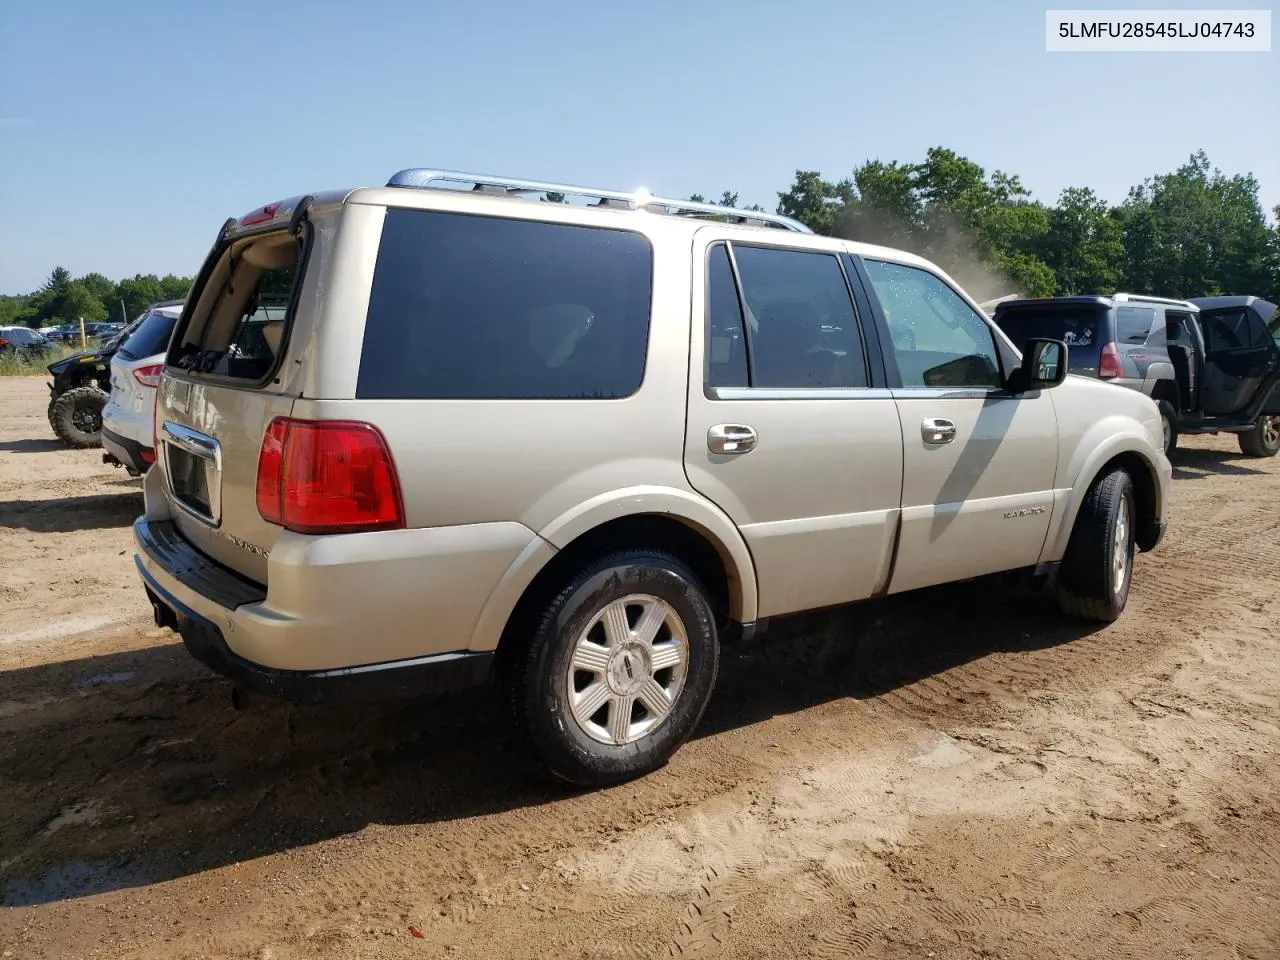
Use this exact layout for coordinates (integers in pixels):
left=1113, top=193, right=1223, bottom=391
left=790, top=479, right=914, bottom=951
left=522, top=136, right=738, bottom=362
left=133, top=363, right=164, bottom=388
left=255, top=417, right=404, bottom=535
left=240, top=202, right=282, bottom=226
left=1099, top=342, right=1122, bottom=379
left=140, top=448, right=156, bottom=464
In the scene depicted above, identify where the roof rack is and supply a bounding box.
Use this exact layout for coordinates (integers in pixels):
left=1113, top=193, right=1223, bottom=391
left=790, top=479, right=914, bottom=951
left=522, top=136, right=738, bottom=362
left=385, top=168, right=813, bottom=234
left=1112, top=292, right=1195, bottom=307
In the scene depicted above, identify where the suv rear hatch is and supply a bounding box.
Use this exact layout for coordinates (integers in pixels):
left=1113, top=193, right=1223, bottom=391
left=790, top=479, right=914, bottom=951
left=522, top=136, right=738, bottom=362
left=994, top=301, right=1110, bottom=377
left=156, top=202, right=315, bottom=583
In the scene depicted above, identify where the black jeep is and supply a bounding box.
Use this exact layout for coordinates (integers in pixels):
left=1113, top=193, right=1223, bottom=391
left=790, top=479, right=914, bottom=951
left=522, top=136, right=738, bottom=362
left=1173, top=296, right=1280, bottom=457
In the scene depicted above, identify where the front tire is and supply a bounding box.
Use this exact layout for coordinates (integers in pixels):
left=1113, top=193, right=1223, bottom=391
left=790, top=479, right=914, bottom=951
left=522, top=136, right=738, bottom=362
left=1238, top=416, right=1280, bottom=458
left=1056, top=468, right=1136, bottom=623
left=505, top=550, right=720, bottom=787
left=48, top=385, right=108, bottom=449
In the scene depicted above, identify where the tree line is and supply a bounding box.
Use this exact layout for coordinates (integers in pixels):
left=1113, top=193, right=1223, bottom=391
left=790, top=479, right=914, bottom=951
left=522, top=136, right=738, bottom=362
left=0, top=267, right=193, bottom=329
left=3, top=146, right=1276, bottom=327
left=719, top=147, right=1280, bottom=303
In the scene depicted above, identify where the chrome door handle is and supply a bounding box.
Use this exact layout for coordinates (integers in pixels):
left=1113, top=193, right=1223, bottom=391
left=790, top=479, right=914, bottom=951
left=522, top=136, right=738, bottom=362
left=708, top=424, right=758, bottom=455
left=921, top=418, right=956, bottom=444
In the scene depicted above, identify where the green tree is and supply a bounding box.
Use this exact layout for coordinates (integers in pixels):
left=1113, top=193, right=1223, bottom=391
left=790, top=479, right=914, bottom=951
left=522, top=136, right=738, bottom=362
left=115, top=274, right=167, bottom=321
left=158, top=274, right=193, bottom=301
left=776, top=171, right=854, bottom=236
left=1039, top=187, right=1124, bottom=295
left=541, top=191, right=567, bottom=203
left=0, top=295, right=36, bottom=327
left=61, top=283, right=109, bottom=324
left=1118, top=150, right=1277, bottom=298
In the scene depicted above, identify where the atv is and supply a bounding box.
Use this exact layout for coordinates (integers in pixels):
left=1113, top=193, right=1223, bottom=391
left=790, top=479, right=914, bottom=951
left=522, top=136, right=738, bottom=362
left=45, top=313, right=150, bottom=448
left=46, top=346, right=115, bottom=448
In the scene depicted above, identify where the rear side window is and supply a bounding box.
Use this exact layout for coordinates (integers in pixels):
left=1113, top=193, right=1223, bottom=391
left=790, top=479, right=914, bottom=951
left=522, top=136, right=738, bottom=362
left=704, top=242, right=868, bottom=390
left=1116, top=306, right=1156, bottom=343
left=119, top=310, right=180, bottom=360
left=357, top=210, right=653, bottom=400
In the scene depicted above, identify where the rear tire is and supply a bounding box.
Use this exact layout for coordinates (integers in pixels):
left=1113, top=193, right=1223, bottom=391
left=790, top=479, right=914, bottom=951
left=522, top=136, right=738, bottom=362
left=504, top=549, right=720, bottom=788
left=48, top=385, right=108, bottom=449
left=1156, top=400, right=1179, bottom=458
left=1056, top=468, right=1136, bottom=623
left=1237, top=416, right=1280, bottom=458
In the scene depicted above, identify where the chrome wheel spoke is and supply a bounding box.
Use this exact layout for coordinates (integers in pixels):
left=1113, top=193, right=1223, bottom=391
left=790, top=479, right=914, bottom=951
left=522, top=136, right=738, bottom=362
left=637, top=677, right=673, bottom=722
left=571, top=641, right=611, bottom=673
left=573, top=682, right=611, bottom=725
left=632, top=600, right=669, bottom=647
left=601, top=600, right=631, bottom=647
left=608, top=695, right=635, bottom=744
left=650, top=641, right=685, bottom=672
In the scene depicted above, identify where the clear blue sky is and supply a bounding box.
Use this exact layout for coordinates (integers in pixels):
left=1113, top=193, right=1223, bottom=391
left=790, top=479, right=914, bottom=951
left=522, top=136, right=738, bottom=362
left=1, top=0, right=1276, bottom=294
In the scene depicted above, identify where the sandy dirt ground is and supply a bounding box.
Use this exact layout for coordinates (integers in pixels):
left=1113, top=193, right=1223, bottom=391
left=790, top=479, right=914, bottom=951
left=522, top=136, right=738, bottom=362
left=1, top=373, right=1277, bottom=960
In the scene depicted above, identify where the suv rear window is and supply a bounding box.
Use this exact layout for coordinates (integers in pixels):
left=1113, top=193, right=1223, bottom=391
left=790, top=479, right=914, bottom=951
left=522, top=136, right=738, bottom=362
left=356, top=210, right=653, bottom=400
left=119, top=309, right=180, bottom=360
left=994, top=304, right=1106, bottom=375
left=169, top=230, right=303, bottom=382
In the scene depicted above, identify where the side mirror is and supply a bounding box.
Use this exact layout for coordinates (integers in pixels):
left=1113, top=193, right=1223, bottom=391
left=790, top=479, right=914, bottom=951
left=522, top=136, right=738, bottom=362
left=1007, top=338, right=1067, bottom=393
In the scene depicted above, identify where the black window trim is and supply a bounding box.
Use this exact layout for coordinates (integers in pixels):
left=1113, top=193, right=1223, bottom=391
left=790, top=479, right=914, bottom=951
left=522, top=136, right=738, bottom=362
left=854, top=254, right=1019, bottom=396
left=703, top=238, right=879, bottom=401
left=356, top=207, right=656, bottom=402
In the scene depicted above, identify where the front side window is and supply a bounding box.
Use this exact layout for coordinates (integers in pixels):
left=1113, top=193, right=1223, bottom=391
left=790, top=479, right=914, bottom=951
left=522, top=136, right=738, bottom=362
left=863, top=259, right=1003, bottom=389
left=1201, top=308, right=1270, bottom=351
left=358, top=210, right=653, bottom=400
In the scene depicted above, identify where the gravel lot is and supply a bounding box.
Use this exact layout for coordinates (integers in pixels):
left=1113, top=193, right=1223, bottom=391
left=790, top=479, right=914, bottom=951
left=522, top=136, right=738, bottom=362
left=1, top=373, right=1277, bottom=960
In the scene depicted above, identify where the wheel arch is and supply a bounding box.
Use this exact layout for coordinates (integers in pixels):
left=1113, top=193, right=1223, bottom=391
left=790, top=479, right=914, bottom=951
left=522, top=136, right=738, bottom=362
left=468, top=488, right=759, bottom=657
left=1044, top=438, right=1167, bottom=561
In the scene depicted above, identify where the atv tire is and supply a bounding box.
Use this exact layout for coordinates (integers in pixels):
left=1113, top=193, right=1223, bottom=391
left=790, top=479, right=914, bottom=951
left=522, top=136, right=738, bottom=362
left=49, top=385, right=109, bottom=449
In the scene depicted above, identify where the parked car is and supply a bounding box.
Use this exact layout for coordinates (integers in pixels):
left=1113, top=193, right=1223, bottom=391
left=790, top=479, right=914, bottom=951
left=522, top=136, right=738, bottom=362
left=0, top=325, right=56, bottom=359
left=994, top=293, right=1280, bottom=457
left=102, top=301, right=185, bottom=474
left=134, top=170, right=1171, bottom=787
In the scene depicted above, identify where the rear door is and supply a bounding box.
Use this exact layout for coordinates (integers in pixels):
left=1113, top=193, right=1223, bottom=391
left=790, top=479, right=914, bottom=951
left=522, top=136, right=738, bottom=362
left=1199, top=307, right=1279, bottom=416
left=860, top=257, right=1058, bottom=595
left=682, top=231, right=904, bottom=619
left=156, top=216, right=313, bottom=583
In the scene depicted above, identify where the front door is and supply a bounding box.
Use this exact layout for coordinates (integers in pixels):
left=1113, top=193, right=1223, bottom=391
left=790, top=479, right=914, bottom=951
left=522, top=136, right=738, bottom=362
left=858, top=257, right=1059, bottom=595
left=682, top=232, right=904, bottom=620
left=1199, top=306, right=1279, bottom=417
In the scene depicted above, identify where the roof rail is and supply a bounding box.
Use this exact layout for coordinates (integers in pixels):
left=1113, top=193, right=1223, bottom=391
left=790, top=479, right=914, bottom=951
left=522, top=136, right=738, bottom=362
left=1112, top=292, right=1195, bottom=307
left=385, top=168, right=813, bottom=233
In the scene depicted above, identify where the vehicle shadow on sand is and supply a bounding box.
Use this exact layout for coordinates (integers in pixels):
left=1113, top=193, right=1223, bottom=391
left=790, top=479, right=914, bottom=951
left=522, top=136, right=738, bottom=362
left=0, top=579, right=1103, bottom=908
left=1171, top=446, right=1269, bottom=480
left=0, top=439, right=67, bottom=454
left=0, top=492, right=143, bottom=534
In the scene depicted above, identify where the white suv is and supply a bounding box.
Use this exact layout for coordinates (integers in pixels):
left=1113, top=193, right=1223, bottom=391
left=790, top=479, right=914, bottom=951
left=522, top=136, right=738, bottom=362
left=134, top=169, right=1171, bottom=786
left=102, top=300, right=184, bottom=475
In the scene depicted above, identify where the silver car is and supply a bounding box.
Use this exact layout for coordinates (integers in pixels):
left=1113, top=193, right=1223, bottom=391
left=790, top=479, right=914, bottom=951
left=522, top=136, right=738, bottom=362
left=133, top=169, right=1172, bottom=786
